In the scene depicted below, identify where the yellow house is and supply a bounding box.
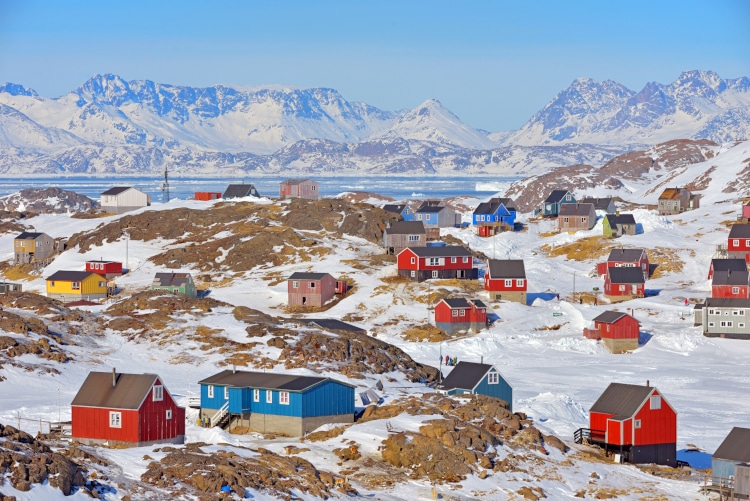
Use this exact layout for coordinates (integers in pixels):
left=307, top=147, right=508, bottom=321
left=46, top=271, right=108, bottom=303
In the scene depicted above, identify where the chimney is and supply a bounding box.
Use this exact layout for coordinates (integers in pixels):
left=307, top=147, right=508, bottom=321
left=481, top=355, right=483, bottom=364
left=112, top=368, right=117, bottom=387
left=646, top=380, right=650, bottom=388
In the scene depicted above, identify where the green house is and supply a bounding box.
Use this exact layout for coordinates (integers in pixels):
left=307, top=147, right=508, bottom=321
left=603, top=213, right=637, bottom=238
left=151, top=272, right=197, bottom=297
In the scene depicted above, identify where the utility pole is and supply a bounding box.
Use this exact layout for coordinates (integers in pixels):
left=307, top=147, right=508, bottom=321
left=573, top=271, right=577, bottom=300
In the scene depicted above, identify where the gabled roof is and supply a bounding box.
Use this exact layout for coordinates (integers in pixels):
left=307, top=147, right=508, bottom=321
left=101, top=186, right=133, bottom=196
left=153, top=272, right=193, bottom=287
left=713, top=427, right=750, bottom=462
left=304, top=318, right=366, bottom=333
left=386, top=221, right=425, bottom=235
left=399, top=246, right=472, bottom=258
left=544, top=190, right=572, bottom=203
left=71, top=371, right=161, bottom=410
left=440, top=298, right=487, bottom=309
left=658, top=188, right=686, bottom=200
left=606, top=248, right=646, bottom=262
left=607, top=267, right=645, bottom=284
left=590, top=382, right=657, bottom=418
left=383, top=204, right=408, bottom=214
left=417, top=200, right=444, bottom=209
left=438, top=361, right=504, bottom=393
left=416, top=205, right=449, bottom=214
left=487, top=259, right=526, bottom=279
left=288, top=272, right=332, bottom=281
left=605, top=214, right=636, bottom=228
left=711, top=259, right=747, bottom=274
left=593, top=311, right=633, bottom=324
left=712, top=269, right=750, bottom=286
left=46, top=270, right=98, bottom=282
left=281, top=179, right=316, bottom=186
left=223, top=184, right=259, bottom=199
left=704, top=297, right=750, bottom=308
left=198, top=369, right=355, bottom=391
left=728, top=224, right=750, bottom=239
left=559, top=203, right=595, bottom=216
left=581, top=197, right=614, bottom=211
left=15, top=231, right=47, bottom=240
left=473, top=198, right=515, bottom=216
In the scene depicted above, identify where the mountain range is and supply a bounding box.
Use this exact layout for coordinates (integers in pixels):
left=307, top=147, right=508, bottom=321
left=0, top=70, right=747, bottom=176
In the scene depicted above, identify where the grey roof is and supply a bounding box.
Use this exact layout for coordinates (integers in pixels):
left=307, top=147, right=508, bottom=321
left=704, top=297, right=750, bottom=308
left=606, top=248, right=646, bottom=262
left=438, top=362, right=495, bottom=392
left=198, top=369, right=354, bottom=391
left=416, top=205, right=447, bottom=214
left=101, top=186, right=132, bottom=196
left=581, top=197, right=615, bottom=211
left=153, top=272, right=193, bottom=287
left=386, top=221, right=425, bottom=235
left=729, top=224, right=750, bottom=239
left=559, top=203, right=595, bottom=216
left=544, top=190, right=572, bottom=204
left=441, top=298, right=487, bottom=309
left=607, top=267, right=645, bottom=284
left=592, top=311, right=632, bottom=324
left=282, top=179, right=316, bottom=186
left=417, top=200, right=444, bottom=209
left=487, top=259, right=526, bottom=279
left=713, top=427, right=750, bottom=462
left=223, top=184, right=259, bottom=199
left=712, top=269, right=750, bottom=286
left=15, top=231, right=47, bottom=240
left=46, top=270, right=98, bottom=282
left=605, top=214, right=636, bottom=228
left=590, top=382, right=655, bottom=418
left=305, top=318, right=366, bottom=333
left=711, top=259, right=747, bottom=274
left=401, top=246, right=472, bottom=258
left=71, top=372, right=161, bottom=410
left=473, top=197, right=515, bottom=215
left=288, top=272, right=332, bottom=281
left=383, top=204, right=408, bottom=214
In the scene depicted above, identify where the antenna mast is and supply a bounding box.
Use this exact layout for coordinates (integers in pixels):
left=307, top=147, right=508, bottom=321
left=162, top=165, right=170, bottom=202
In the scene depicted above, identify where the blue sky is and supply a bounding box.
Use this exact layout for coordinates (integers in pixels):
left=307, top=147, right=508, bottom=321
left=1, top=1, right=748, bottom=131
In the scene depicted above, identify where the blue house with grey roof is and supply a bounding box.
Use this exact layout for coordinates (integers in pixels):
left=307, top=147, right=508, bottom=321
left=198, top=370, right=355, bottom=436
left=539, top=190, right=576, bottom=217
left=437, top=362, right=513, bottom=411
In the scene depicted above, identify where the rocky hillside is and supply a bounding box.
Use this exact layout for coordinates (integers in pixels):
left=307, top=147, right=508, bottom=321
left=0, top=187, right=96, bottom=214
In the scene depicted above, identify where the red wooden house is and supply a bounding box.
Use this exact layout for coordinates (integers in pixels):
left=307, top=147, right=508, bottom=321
left=575, top=382, right=676, bottom=466
left=397, top=246, right=475, bottom=283
left=435, top=298, right=487, bottom=335
left=708, top=258, right=746, bottom=280
left=194, top=191, right=222, bottom=201
left=604, top=267, right=645, bottom=301
left=597, top=248, right=650, bottom=280
left=727, top=224, right=750, bottom=262
left=583, top=311, right=640, bottom=353
left=85, top=259, right=123, bottom=279
left=485, top=259, right=527, bottom=304
left=280, top=179, right=319, bottom=200
left=287, top=272, right=338, bottom=307
left=71, top=369, right=185, bottom=447
left=711, top=269, right=750, bottom=298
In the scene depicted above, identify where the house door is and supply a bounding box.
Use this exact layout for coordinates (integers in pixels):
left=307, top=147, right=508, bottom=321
left=457, top=270, right=465, bottom=278
left=631, top=285, right=638, bottom=295
left=302, top=297, right=307, bottom=305
left=431, top=271, right=439, bottom=279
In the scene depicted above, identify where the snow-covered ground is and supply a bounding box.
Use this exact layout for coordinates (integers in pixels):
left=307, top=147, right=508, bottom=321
left=2, top=142, right=750, bottom=499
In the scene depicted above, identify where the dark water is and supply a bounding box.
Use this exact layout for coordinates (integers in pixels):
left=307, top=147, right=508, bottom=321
left=0, top=176, right=518, bottom=202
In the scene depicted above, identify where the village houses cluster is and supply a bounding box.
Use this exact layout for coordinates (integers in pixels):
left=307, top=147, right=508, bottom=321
left=4, top=179, right=749, bottom=490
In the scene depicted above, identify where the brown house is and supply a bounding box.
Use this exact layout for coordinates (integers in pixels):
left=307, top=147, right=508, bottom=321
left=558, top=203, right=597, bottom=232
left=287, top=272, right=337, bottom=307
left=657, top=187, right=700, bottom=215
left=383, top=221, right=426, bottom=254
left=280, top=179, right=319, bottom=200
left=14, top=231, right=55, bottom=264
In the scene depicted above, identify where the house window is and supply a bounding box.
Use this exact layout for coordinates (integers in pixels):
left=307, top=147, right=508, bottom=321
left=428, top=258, right=440, bottom=266
left=417, top=214, right=422, bottom=220
left=408, top=235, right=419, bottom=241
left=580, top=217, right=585, bottom=223
left=309, top=282, right=316, bottom=289
left=650, top=395, right=661, bottom=410
left=166, top=409, right=173, bottom=420
left=224, top=387, right=229, bottom=400
left=109, top=411, right=122, bottom=428
left=721, top=321, right=733, bottom=327
left=488, top=373, right=499, bottom=384
left=740, top=323, right=746, bottom=328
left=452, top=310, right=458, bottom=317
left=565, top=194, right=571, bottom=201
left=606, top=325, right=610, bottom=332
left=516, top=279, right=524, bottom=287
left=432, top=270, right=439, bottom=279
left=708, top=322, right=715, bottom=327
left=280, top=392, right=290, bottom=405
left=153, top=385, right=164, bottom=402
left=451, top=257, right=457, bottom=263
left=50, top=281, right=55, bottom=287
left=253, top=389, right=260, bottom=402
left=459, top=309, right=465, bottom=317
left=410, top=271, right=416, bottom=278
left=619, top=285, right=626, bottom=291
left=746, top=239, right=750, bottom=247
left=634, top=419, right=641, bottom=429
left=411, top=257, right=416, bottom=264
left=208, top=385, right=214, bottom=398
left=732, top=287, right=740, bottom=295
left=733, top=310, right=744, bottom=316
left=733, top=239, right=740, bottom=246
left=292, top=281, right=299, bottom=288
left=463, top=257, right=469, bottom=263
left=563, top=217, right=569, bottom=223
left=505, top=279, right=512, bottom=287
left=266, top=390, right=273, bottom=403
left=72, top=282, right=81, bottom=290
left=99, top=281, right=106, bottom=287
left=708, top=309, right=718, bottom=315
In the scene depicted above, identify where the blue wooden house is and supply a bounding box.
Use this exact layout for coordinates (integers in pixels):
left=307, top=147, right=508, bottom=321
left=711, top=427, right=750, bottom=487
left=198, top=370, right=355, bottom=436
left=436, top=361, right=513, bottom=411
left=383, top=203, right=415, bottom=221
left=540, top=190, right=576, bottom=217
left=472, top=197, right=517, bottom=236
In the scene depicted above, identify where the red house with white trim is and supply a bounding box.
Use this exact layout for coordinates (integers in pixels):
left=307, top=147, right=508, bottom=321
left=727, top=224, right=750, bottom=262
left=708, top=258, right=746, bottom=280
left=397, top=246, right=475, bottom=283
left=71, top=370, right=185, bottom=447
left=597, top=248, right=650, bottom=280
left=287, top=272, right=337, bottom=307
left=85, top=260, right=123, bottom=279
left=583, top=311, right=640, bottom=353
left=604, top=267, right=645, bottom=301
left=484, top=259, right=527, bottom=304
left=711, top=269, right=750, bottom=298
left=435, top=298, right=487, bottom=335
left=575, top=382, right=676, bottom=466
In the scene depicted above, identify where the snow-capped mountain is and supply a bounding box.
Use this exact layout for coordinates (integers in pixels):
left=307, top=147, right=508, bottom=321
left=0, top=71, right=748, bottom=176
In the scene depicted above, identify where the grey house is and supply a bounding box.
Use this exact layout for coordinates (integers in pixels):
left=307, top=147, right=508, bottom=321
left=383, top=221, right=426, bottom=254
left=581, top=197, right=617, bottom=214
left=223, top=184, right=260, bottom=199
left=558, top=203, right=597, bottom=231
left=100, top=187, right=151, bottom=214
left=711, top=427, right=750, bottom=489
left=14, top=231, right=55, bottom=264
left=415, top=203, right=461, bottom=239
left=694, top=298, right=750, bottom=339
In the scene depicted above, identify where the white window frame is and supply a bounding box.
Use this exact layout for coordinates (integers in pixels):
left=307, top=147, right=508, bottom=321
left=408, top=235, right=419, bottom=242
left=732, top=287, right=740, bottom=295
left=431, top=270, right=439, bottom=279
left=516, top=279, right=524, bottom=287
left=746, top=239, right=750, bottom=247
left=721, top=321, right=733, bottom=327
left=72, top=281, right=81, bottom=290
left=708, top=322, right=715, bottom=327
left=740, top=323, right=746, bottom=328
left=109, top=411, right=122, bottom=428
left=451, top=257, right=457, bottom=263
left=733, top=239, right=740, bottom=246
left=309, top=282, right=316, bottom=289
left=580, top=217, right=585, bottom=223
left=410, top=257, right=416, bottom=264
left=459, top=309, right=465, bottom=317
left=280, top=391, right=290, bottom=405
left=451, top=310, right=458, bottom=317
left=266, top=390, right=273, bottom=404
left=634, top=419, right=641, bottom=429
left=504, top=279, right=512, bottom=287
left=224, top=386, right=229, bottom=400
left=153, top=385, right=164, bottom=402
left=292, top=281, right=299, bottom=288
left=207, top=385, right=214, bottom=398
left=410, top=270, right=416, bottom=278
left=428, top=257, right=440, bottom=266
left=619, top=285, right=626, bottom=292
left=563, top=217, right=569, bottom=223
left=253, top=389, right=260, bottom=402
left=650, top=395, right=661, bottom=410
left=463, top=257, right=469, bottom=263
left=488, top=373, right=499, bottom=384
left=166, top=409, right=173, bottom=420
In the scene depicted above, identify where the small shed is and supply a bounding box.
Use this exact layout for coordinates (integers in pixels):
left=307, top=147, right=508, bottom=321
left=151, top=272, right=197, bottom=297
left=584, top=311, right=640, bottom=353
left=223, top=184, right=260, bottom=199
left=436, top=362, right=513, bottom=411
left=280, top=179, right=319, bottom=200
left=0, top=281, right=22, bottom=293
left=194, top=191, right=222, bottom=201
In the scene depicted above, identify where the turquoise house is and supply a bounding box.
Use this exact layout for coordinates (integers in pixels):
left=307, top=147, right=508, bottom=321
left=436, top=361, right=513, bottom=411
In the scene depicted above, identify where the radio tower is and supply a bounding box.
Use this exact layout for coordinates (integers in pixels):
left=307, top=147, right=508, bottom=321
left=162, top=165, right=170, bottom=202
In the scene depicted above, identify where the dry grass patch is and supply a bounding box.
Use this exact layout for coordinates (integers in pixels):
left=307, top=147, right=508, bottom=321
left=402, top=323, right=450, bottom=342
left=0, top=264, right=38, bottom=281
left=541, top=236, right=617, bottom=261
left=650, top=247, right=689, bottom=278
left=720, top=219, right=737, bottom=227
left=539, top=231, right=558, bottom=238
left=431, top=278, right=485, bottom=293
